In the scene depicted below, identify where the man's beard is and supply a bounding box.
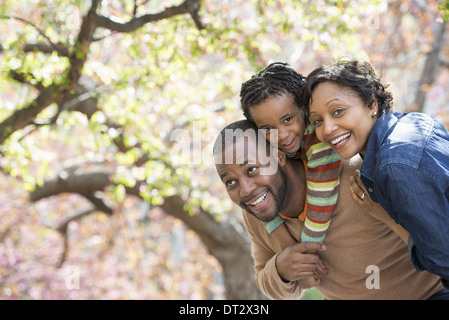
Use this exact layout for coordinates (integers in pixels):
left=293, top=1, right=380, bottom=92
left=242, top=166, right=288, bottom=223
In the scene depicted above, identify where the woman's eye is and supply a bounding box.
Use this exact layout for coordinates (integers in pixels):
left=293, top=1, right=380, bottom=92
left=312, top=119, right=322, bottom=126
left=333, top=108, right=345, bottom=117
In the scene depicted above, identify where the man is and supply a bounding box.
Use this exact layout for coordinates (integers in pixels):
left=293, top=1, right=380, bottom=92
left=213, top=119, right=445, bottom=299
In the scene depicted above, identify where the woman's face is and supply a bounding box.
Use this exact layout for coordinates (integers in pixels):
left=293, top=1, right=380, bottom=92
left=308, top=81, right=378, bottom=159
left=249, top=93, right=305, bottom=155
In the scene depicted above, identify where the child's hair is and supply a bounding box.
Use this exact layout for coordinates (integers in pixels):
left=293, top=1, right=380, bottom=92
left=301, top=60, right=393, bottom=114
left=240, top=62, right=306, bottom=123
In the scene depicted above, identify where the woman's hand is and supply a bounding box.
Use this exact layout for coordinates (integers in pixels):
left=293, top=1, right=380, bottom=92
left=349, top=169, right=375, bottom=210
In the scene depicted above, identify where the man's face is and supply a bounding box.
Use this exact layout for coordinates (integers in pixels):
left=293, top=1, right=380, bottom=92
left=215, top=138, right=288, bottom=222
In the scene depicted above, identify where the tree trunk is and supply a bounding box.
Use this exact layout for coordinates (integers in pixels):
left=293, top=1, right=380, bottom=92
left=160, top=195, right=266, bottom=300
left=413, top=20, right=447, bottom=112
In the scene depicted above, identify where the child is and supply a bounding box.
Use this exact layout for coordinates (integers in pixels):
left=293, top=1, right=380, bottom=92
left=302, top=59, right=449, bottom=289
left=239, top=62, right=343, bottom=249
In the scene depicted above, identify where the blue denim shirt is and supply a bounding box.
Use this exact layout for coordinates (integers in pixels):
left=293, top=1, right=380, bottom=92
left=361, top=111, right=449, bottom=289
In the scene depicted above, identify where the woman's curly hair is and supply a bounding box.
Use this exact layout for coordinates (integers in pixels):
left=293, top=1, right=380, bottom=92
left=301, top=60, right=393, bottom=115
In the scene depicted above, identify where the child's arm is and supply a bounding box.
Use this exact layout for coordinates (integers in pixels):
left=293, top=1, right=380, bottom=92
left=300, top=123, right=342, bottom=243
left=349, top=169, right=410, bottom=243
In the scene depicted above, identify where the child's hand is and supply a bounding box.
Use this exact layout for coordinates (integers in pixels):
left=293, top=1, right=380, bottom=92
left=298, top=276, right=320, bottom=289
left=298, top=259, right=329, bottom=289
left=298, top=260, right=328, bottom=288
left=276, top=242, right=327, bottom=282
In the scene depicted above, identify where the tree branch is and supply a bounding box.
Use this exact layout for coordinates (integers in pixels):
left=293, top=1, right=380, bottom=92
left=83, top=193, right=113, bottom=215
left=66, top=1, right=100, bottom=85
left=0, top=2, right=99, bottom=146
left=0, top=0, right=205, bottom=148
left=94, top=0, right=204, bottom=33
left=8, top=70, right=46, bottom=91
left=54, top=206, right=98, bottom=267
left=0, top=85, right=57, bottom=145
left=30, top=169, right=113, bottom=202
left=0, top=15, right=62, bottom=53
left=22, top=42, right=69, bottom=57
left=29, top=166, right=244, bottom=261
left=28, top=166, right=264, bottom=299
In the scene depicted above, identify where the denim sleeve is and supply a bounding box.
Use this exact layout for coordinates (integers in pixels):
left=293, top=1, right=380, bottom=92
left=379, top=164, right=449, bottom=286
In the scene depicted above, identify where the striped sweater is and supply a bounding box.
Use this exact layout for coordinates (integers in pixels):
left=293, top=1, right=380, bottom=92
left=265, top=123, right=343, bottom=243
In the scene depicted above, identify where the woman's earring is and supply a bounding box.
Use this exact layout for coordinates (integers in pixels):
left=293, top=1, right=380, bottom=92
left=372, top=111, right=377, bottom=117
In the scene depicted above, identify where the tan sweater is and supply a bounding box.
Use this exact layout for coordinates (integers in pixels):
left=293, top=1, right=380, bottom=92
left=242, top=155, right=443, bottom=300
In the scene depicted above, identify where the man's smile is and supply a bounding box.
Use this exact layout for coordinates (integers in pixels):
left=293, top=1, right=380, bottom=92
left=243, top=190, right=272, bottom=216
left=246, top=191, right=268, bottom=207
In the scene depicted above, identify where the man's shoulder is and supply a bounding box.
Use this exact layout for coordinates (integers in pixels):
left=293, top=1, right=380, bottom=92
left=341, top=155, right=363, bottom=174
left=241, top=211, right=280, bottom=251
left=242, top=210, right=265, bottom=234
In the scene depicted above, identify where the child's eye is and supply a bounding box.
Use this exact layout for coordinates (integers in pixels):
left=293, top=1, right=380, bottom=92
left=284, top=116, right=292, bottom=123
left=261, top=127, right=273, bottom=135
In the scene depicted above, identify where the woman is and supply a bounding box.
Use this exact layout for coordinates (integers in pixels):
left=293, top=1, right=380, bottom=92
left=301, top=60, right=449, bottom=289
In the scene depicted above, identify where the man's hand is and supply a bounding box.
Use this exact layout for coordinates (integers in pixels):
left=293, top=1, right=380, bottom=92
left=275, top=242, right=327, bottom=283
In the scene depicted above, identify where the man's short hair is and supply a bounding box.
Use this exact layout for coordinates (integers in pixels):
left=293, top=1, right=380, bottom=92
left=213, top=120, right=255, bottom=155
left=213, top=119, right=278, bottom=175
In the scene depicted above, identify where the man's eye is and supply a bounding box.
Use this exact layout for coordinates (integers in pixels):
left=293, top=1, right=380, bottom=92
left=225, top=180, right=236, bottom=187
left=248, top=167, right=257, bottom=174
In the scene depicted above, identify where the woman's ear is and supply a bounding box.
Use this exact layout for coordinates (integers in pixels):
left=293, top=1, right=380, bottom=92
left=370, top=98, right=379, bottom=117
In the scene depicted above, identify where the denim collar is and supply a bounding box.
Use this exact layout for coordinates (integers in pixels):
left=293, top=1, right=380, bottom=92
left=360, top=112, right=399, bottom=181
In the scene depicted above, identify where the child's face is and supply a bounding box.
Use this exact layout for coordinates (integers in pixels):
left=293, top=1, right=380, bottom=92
left=308, top=81, right=378, bottom=159
left=249, top=93, right=305, bottom=154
